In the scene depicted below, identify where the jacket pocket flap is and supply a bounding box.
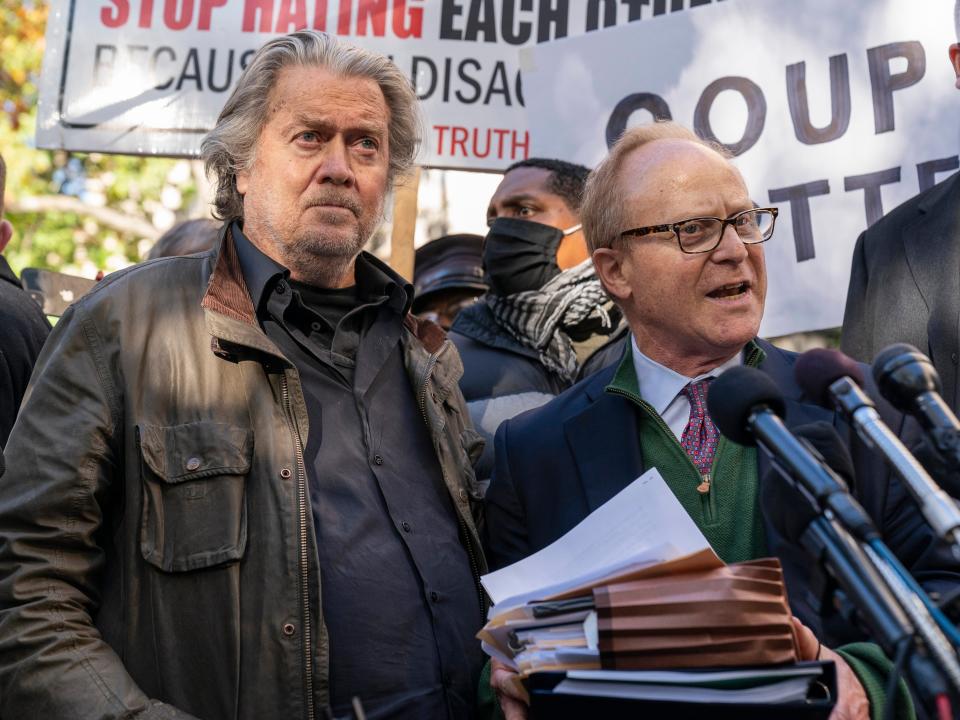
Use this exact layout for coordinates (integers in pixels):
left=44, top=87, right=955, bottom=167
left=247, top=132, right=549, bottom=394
left=139, top=422, right=253, bottom=483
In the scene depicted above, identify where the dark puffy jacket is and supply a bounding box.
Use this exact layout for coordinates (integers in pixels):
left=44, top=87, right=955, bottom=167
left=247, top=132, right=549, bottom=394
left=450, top=303, right=626, bottom=481
left=0, top=227, right=487, bottom=720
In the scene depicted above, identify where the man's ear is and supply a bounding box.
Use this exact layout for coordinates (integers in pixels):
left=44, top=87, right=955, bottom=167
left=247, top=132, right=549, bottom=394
left=0, top=219, right=12, bottom=254
left=592, top=246, right=632, bottom=303
left=235, top=169, right=249, bottom=195
left=951, top=44, right=960, bottom=89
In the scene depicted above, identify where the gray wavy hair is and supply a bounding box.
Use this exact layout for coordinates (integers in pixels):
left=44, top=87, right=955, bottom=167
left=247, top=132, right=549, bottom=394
left=201, top=31, right=421, bottom=220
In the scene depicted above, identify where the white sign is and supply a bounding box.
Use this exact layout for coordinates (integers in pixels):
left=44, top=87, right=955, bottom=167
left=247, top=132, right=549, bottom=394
left=521, top=0, right=960, bottom=336
left=36, top=0, right=728, bottom=170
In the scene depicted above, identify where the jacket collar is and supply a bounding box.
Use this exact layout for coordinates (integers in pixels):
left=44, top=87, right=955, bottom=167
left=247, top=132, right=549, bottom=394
left=903, top=172, right=960, bottom=408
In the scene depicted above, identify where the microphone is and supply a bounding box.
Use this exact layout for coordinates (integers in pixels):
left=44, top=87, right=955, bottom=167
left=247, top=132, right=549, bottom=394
left=873, top=343, right=960, bottom=476
left=758, top=421, right=853, bottom=545
left=708, top=367, right=878, bottom=541
left=795, top=348, right=960, bottom=553
left=710, top=366, right=960, bottom=706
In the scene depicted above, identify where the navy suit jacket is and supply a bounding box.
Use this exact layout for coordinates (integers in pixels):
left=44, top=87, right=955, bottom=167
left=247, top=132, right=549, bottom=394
left=484, top=338, right=960, bottom=642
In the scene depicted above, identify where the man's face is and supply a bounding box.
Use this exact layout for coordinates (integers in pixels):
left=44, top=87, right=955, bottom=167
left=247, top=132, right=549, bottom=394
left=236, top=65, right=390, bottom=286
left=597, top=140, right=767, bottom=368
left=486, top=166, right=587, bottom=269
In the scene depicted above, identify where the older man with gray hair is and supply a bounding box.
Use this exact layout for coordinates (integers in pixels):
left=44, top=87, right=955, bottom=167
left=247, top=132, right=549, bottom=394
left=0, top=31, right=486, bottom=720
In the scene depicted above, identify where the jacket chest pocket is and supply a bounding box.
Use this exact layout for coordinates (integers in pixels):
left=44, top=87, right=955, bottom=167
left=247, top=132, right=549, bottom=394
left=137, top=422, right=253, bottom=572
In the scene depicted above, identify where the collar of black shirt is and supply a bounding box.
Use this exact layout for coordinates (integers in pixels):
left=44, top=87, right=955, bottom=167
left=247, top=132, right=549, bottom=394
left=231, top=220, right=412, bottom=317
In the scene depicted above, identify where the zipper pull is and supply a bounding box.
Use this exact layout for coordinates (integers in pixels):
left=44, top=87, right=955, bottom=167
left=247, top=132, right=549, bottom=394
left=697, top=473, right=711, bottom=494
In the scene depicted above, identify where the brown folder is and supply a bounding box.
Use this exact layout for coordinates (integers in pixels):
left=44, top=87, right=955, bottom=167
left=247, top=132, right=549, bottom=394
left=593, top=558, right=799, bottom=669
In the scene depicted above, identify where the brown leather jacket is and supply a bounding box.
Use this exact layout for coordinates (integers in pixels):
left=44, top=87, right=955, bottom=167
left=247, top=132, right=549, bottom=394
left=0, top=227, right=487, bottom=720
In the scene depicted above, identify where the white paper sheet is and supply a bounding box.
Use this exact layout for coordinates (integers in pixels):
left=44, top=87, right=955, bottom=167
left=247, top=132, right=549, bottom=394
left=481, top=468, right=713, bottom=609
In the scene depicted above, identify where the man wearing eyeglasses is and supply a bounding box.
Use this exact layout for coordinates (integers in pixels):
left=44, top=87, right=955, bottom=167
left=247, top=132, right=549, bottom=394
left=483, top=122, right=960, bottom=720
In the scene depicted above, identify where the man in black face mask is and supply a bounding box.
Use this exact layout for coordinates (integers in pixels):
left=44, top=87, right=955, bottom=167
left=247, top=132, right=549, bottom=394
left=450, top=158, right=626, bottom=482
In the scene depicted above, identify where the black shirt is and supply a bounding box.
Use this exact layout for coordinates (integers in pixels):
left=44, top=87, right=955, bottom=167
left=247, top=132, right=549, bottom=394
left=233, top=225, right=483, bottom=720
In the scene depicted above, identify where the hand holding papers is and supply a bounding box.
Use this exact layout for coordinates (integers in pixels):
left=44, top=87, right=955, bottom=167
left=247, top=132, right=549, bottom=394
left=479, top=469, right=799, bottom=675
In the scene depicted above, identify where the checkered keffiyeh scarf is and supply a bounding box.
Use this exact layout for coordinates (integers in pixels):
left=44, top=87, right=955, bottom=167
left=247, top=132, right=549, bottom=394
left=485, top=259, right=614, bottom=383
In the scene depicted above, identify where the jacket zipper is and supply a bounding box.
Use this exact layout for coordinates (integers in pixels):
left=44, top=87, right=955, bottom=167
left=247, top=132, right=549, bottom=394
left=607, top=386, right=716, bottom=522
left=417, top=346, right=486, bottom=620
left=281, top=373, right=316, bottom=720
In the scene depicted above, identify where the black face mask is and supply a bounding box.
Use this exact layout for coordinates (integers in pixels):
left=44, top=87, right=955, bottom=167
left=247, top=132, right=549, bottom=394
left=483, top=217, right=580, bottom=296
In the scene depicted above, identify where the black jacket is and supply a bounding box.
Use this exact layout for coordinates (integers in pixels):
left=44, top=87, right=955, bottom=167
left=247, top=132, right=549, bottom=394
left=842, top=171, right=960, bottom=411
left=484, top=338, right=960, bottom=644
left=0, top=255, right=50, bottom=447
left=450, top=303, right=624, bottom=481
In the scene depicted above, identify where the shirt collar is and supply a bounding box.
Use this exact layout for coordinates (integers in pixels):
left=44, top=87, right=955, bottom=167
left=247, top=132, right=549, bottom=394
left=232, top=221, right=287, bottom=310
left=232, top=220, right=413, bottom=315
left=630, top=334, right=743, bottom=417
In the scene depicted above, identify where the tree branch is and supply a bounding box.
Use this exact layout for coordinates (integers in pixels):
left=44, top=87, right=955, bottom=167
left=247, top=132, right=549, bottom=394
left=8, top=195, right=161, bottom=240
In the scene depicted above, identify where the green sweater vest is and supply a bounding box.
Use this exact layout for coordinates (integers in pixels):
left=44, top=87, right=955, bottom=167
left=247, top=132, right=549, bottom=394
left=605, top=343, right=767, bottom=563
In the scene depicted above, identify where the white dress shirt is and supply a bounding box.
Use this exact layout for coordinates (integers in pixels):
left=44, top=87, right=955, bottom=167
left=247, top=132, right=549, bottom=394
left=630, top=335, right=743, bottom=440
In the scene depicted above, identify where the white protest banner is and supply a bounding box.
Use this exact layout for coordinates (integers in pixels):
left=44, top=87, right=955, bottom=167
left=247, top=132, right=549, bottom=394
left=36, top=0, right=730, bottom=170
left=521, top=0, right=959, bottom=336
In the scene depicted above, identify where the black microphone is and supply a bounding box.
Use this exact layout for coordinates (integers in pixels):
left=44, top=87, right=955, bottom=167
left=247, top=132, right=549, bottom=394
left=873, top=343, right=960, bottom=476
left=759, top=421, right=853, bottom=546
left=795, top=347, right=960, bottom=552
left=708, top=367, right=878, bottom=541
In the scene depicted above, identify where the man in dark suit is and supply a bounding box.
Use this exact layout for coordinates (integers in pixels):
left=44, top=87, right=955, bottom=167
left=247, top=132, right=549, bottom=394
left=842, top=3, right=960, bottom=410
left=484, top=122, right=960, bottom=720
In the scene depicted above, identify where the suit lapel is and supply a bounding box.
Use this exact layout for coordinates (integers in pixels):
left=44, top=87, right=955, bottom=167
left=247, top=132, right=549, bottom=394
left=903, top=174, right=960, bottom=407
left=564, top=387, right=645, bottom=513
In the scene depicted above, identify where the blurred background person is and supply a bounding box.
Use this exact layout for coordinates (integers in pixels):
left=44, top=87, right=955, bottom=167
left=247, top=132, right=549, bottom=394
left=147, top=217, right=220, bottom=260
left=841, top=0, right=960, bottom=411
left=0, top=153, right=50, bottom=447
left=412, top=233, right=487, bottom=330
left=450, top=158, right=624, bottom=481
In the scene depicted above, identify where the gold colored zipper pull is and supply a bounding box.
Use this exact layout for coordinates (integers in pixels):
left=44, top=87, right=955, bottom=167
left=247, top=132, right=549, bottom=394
left=697, top=473, right=711, bottom=494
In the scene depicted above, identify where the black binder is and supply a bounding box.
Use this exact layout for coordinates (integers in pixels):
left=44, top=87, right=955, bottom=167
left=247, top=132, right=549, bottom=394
left=525, top=661, right=837, bottom=719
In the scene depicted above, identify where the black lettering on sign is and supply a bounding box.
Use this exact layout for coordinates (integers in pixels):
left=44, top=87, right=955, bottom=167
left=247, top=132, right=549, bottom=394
left=606, top=92, right=672, bottom=147
left=412, top=56, right=437, bottom=99
left=693, top=76, right=766, bottom=156
left=538, top=0, right=569, bottom=42
left=502, top=0, right=534, bottom=44
left=152, top=47, right=176, bottom=90
left=768, top=180, right=830, bottom=262
left=207, top=48, right=236, bottom=92
left=586, top=0, right=617, bottom=31
left=465, top=0, right=496, bottom=42
left=918, top=156, right=960, bottom=192
left=176, top=47, right=203, bottom=91
left=440, top=0, right=464, bottom=40
left=867, top=41, right=925, bottom=134
left=456, top=58, right=482, bottom=103
left=844, top=167, right=901, bottom=227
left=93, top=44, right=118, bottom=86
left=786, top=54, right=851, bottom=145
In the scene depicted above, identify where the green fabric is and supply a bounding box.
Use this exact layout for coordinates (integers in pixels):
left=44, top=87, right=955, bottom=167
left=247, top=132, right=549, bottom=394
left=604, top=341, right=767, bottom=563
left=477, top=660, right=504, bottom=720
left=836, top=643, right=915, bottom=720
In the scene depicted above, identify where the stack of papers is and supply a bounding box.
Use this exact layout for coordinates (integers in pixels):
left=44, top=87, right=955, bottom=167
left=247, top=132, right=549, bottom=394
left=553, top=666, right=824, bottom=704
left=479, top=469, right=722, bottom=673
left=479, top=469, right=799, bottom=675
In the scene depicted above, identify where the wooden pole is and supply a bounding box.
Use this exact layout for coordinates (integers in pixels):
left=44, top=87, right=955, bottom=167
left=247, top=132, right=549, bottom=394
left=389, top=166, right=421, bottom=282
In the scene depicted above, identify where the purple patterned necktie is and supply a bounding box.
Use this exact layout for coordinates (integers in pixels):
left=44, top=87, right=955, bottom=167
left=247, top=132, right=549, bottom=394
left=680, top=379, right=719, bottom=494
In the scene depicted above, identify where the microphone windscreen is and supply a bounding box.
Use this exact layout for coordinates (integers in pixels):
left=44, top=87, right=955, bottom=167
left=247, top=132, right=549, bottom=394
left=708, top=366, right=786, bottom=447
left=871, top=343, right=941, bottom=410
left=794, top=348, right=865, bottom=407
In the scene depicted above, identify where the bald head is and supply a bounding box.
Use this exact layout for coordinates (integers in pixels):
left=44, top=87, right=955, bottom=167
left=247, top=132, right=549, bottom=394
left=581, top=121, right=733, bottom=254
